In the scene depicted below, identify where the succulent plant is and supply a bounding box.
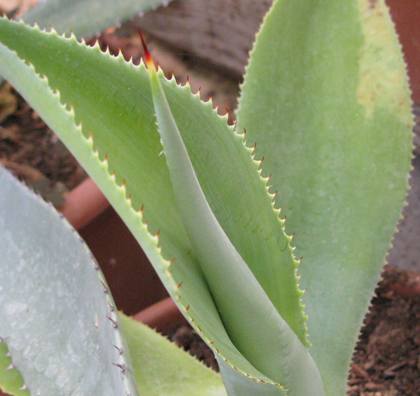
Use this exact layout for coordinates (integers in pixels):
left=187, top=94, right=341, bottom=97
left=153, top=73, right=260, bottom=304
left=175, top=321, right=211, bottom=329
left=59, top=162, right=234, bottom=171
left=0, top=0, right=413, bottom=395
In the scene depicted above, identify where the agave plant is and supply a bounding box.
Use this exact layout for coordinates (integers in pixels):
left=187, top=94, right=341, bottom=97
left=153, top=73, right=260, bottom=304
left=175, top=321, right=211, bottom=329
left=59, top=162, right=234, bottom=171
left=0, top=0, right=413, bottom=395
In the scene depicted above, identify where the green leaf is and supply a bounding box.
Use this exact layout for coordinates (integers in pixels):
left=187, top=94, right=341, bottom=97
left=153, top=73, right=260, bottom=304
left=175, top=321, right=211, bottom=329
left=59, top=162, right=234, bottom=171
left=236, top=0, right=413, bottom=394
left=145, top=54, right=324, bottom=394
left=0, top=19, right=309, bottom=391
left=21, top=0, right=174, bottom=39
left=120, top=313, right=227, bottom=396
left=0, top=341, right=29, bottom=396
left=0, top=164, right=139, bottom=396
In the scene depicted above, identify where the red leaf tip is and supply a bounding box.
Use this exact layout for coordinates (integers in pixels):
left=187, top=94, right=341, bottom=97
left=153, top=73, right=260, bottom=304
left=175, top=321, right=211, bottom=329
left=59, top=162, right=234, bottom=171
left=138, top=29, right=154, bottom=70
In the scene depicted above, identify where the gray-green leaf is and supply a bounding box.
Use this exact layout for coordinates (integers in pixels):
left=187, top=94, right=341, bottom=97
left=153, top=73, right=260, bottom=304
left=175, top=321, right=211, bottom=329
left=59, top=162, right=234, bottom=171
left=0, top=164, right=139, bottom=396
left=22, top=0, right=174, bottom=38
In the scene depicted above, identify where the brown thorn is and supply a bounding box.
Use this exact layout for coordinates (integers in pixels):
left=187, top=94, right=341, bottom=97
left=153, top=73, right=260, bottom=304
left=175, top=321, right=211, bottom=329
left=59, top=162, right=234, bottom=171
left=177, top=281, right=183, bottom=289
left=112, top=362, right=126, bottom=374
left=114, top=345, right=123, bottom=355
left=106, top=316, right=118, bottom=329
left=100, top=280, right=109, bottom=294
left=185, top=305, right=190, bottom=311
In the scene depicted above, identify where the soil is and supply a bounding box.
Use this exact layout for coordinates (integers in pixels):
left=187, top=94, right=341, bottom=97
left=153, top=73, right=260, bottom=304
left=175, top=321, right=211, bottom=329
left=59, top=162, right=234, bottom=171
left=1, top=28, right=419, bottom=396
left=0, top=83, right=87, bottom=204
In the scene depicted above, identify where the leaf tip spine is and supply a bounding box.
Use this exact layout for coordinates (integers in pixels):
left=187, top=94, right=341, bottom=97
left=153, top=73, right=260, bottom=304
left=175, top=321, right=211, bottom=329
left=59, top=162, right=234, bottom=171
left=139, top=29, right=156, bottom=73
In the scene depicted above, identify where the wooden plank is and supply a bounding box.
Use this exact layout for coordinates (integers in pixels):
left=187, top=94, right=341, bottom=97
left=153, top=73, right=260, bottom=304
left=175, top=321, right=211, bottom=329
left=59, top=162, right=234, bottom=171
left=131, top=0, right=273, bottom=79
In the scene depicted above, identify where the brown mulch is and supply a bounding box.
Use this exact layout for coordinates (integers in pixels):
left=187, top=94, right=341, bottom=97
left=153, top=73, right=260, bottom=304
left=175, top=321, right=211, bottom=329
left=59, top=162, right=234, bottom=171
left=348, top=268, right=420, bottom=395
left=0, top=84, right=86, bottom=205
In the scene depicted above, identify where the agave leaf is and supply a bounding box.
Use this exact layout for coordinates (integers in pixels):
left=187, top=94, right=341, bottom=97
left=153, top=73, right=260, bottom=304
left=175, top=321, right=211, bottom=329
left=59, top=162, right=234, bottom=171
left=237, top=0, right=413, bottom=394
left=21, top=0, right=174, bottom=39
left=0, top=341, right=29, bottom=396
left=0, top=19, right=307, bottom=390
left=120, top=313, right=227, bottom=396
left=144, top=50, right=324, bottom=394
left=0, top=164, right=139, bottom=396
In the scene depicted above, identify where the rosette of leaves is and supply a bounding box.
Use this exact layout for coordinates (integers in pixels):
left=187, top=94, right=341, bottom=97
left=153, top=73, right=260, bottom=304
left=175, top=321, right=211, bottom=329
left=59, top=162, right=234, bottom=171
left=0, top=0, right=413, bottom=395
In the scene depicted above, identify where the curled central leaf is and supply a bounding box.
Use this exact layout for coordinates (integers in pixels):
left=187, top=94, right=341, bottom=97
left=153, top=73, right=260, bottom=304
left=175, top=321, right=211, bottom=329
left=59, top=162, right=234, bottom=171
left=141, top=34, right=325, bottom=396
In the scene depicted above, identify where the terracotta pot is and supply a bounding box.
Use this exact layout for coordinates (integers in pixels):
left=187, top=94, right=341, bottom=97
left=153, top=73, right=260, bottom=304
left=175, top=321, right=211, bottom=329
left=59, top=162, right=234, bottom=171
left=387, top=0, right=420, bottom=104
left=60, top=178, right=169, bottom=315
left=133, top=296, right=188, bottom=334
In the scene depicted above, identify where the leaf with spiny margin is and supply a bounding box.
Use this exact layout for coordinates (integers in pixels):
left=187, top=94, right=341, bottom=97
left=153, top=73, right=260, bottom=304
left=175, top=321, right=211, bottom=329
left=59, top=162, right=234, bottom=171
left=22, top=0, right=174, bottom=39
left=0, top=341, right=29, bottom=396
left=0, top=163, right=139, bottom=396
left=144, top=50, right=324, bottom=395
left=0, top=18, right=306, bottom=391
left=236, top=0, right=413, bottom=394
left=120, top=314, right=227, bottom=396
